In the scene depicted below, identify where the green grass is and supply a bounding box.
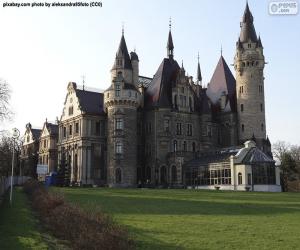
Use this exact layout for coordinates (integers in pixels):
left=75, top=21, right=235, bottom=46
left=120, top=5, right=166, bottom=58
left=53, top=188, right=300, bottom=250
left=0, top=187, right=67, bottom=250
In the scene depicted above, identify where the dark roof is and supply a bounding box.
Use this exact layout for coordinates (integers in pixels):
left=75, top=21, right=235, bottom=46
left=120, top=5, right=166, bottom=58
left=31, top=129, right=41, bottom=140
left=46, top=122, right=58, bottom=135
left=206, top=56, right=236, bottom=112
left=124, top=82, right=138, bottom=91
left=239, top=3, right=258, bottom=43
left=112, top=34, right=132, bottom=70
left=130, top=51, right=139, bottom=61
left=242, top=147, right=274, bottom=164
left=185, top=151, right=236, bottom=168
left=75, top=89, right=104, bottom=115
left=144, top=58, right=180, bottom=108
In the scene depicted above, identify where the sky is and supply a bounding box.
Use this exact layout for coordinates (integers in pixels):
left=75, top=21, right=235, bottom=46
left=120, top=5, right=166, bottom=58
left=0, top=0, right=299, bottom=144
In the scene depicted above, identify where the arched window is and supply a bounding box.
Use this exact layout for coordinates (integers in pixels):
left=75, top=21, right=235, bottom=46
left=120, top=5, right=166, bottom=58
left=189, top=97, right=193, bottom=112
left=242, top=124, right=245, bottom=132
left=192, top=142, right=196, bottom=152
left=174, top=95, right=178, bottom=107
left=183, top=141, right=187, bottom=151
left=238, top=173, right=242, bottom=185
left=173, top=140, right=177, bottom=152
left=260, top=103, right=263, bottom=112
left=261, top=123, right=264, bottom=131
left=116, top=168, right=122, bottom=184
left=146, top=166, right=151, bottom=183
left=241, top=104, right=244, bottom=112
left=171, top=165, right=177, bottom=183
left=160, top=166, right=167, bottom=184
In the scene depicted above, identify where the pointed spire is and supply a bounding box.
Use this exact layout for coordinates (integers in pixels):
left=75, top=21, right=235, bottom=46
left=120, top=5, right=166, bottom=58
left=197, top=52, right=202, bottom=83
left=112, top=28, right=132, bottom=70
left=239, top=2, right=257, bottom=43
left=167, top=18, right=174, bottom=59
left=256, top=35, right=263, bottom=48
left=220, top=45, right=223, bottom=56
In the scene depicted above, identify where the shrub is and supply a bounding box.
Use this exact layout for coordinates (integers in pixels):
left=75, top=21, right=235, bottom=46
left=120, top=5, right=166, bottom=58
left=23, top=180, right=134, bottom=250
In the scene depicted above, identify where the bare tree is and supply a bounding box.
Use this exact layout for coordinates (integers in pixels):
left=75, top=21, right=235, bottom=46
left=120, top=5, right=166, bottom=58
left=0, top=79, right=12, bottom=122
left=272, top=141, right=290, bottom=164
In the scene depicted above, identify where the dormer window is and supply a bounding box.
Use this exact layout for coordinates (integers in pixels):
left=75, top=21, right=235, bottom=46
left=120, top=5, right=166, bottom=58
left=69, top=106, right=73, bottom=116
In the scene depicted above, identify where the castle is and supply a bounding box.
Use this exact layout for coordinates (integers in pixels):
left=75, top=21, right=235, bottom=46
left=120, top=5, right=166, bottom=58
left=20, top=3, right=281, bottom=191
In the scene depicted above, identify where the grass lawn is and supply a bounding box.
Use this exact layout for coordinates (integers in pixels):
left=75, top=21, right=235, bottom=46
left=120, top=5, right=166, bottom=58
left=53, top=188, right=300, bottom=250
left=0, top=187, right=67, bottom=250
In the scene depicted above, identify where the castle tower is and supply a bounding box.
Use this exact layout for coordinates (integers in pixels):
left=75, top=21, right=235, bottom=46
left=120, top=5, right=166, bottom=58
left=104, top=31, right=141, bottom=187
left=234, top=3, right=266, bottom=145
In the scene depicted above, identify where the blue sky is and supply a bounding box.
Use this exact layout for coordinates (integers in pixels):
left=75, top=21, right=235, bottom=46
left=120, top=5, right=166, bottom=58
left=0, top=0, right=299, bottom=144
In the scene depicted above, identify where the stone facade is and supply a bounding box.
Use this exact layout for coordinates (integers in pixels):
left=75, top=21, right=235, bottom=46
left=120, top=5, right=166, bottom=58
left=38, top=120, right=58, bottom=174
left=22, top=3, right=276, bottom=190
left=20, top=123, right=41, bottom=177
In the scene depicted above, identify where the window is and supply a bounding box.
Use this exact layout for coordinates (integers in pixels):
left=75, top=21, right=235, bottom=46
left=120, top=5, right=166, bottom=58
left=95, top=121, right=101, bottom=135
left=146, top=122, right=152, bottom=134
left=171, top=166, right=177, bottom=183
left=173, top=140, right=177, bottom=152
left=100, top=120, right=105, bottom=136
left=116, top=142, right=122, bottom=154
left=128, top=91, right=131, bottom=97
left=261, top=123, right=264, bottom=131
left=107, top=93, right=109, bottom=98
left=75, top=122, right=79, bottom=134
left=207, top=126, right=212, bottom=137
left=115, top=118, right=123, bottom=130
left=116, top=168, right=122, bottom=184
left=68, top=106, right=73, bottom=116
left=242, top=124, right=245, bottom=132
left=69, top=125, right=72, bottom=136
left=248, top=173, right=252, bottom=185
left=189, top=97, right=193, bottom=112
left=27, top=135, right=30, bottom=143
left=260, top=103, right=263, bottom=112
left=115, top=84, right=121, bottom=97
left=240, top=86, right=244, bottom=94
left=164, top=119, right=170, bottom=132
left=241, top=104, right=244, bottom=112
left=248, top=43, right=251, bottom=48
left=176, top=123, right=182, bottom=135
left=181, top=87, right=184, bottom=93
left=43, top=140, right=47, bottom=148
left=192, top=142, right=196, bottom=152
left=238, top=173, right=242, bottom=185
left=183, top=141, right=187, bottom=151
left=253, top=164, right=276, bottom=185
left=63, top=127, right=66, bottom=138
left=187, top=124, right=193, bottom=136
left=174, top=95, right=178, bottom=108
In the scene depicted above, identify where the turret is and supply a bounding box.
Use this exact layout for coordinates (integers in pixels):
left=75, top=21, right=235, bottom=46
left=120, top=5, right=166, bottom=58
left=104, top=31, right=141, bottom=187
left=130, top=51, right=139, bottom=86
left=111, top=29, right=133, bottom=83
left=234, top=2, right=266, bottom=147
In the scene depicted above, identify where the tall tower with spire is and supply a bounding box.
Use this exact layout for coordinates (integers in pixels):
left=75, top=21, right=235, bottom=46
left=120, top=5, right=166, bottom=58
left=196, top=53, right=202, bottom=85
left=167, top=19, right=174, bottom=59
left=234, top=2, right=267, bottom=147
left=104, top=30, right=141, bottom=187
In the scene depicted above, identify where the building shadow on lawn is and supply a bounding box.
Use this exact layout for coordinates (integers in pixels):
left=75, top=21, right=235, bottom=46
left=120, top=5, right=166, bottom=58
left=125, top=224, right=185, bottom=250
left=64, top=192, right=300, bottom=216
